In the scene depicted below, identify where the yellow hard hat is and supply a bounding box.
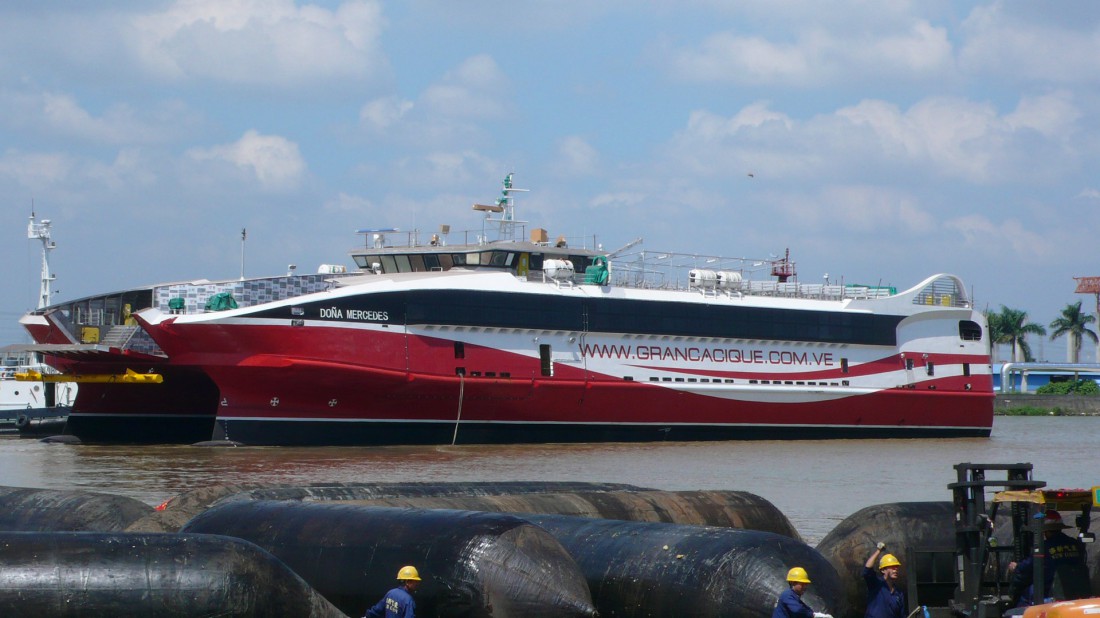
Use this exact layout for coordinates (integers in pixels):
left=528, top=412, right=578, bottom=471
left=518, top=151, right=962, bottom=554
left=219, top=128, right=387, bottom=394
left=786, top=567, right=811, bottom=584
left=879, top=554, right=901, bottom=570
left=396, top=565, right=421, bottom=581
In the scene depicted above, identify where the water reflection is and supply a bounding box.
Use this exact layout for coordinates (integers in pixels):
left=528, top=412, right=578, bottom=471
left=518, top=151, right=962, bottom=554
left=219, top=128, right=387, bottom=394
left=3, top=416, right=1097, bottom=544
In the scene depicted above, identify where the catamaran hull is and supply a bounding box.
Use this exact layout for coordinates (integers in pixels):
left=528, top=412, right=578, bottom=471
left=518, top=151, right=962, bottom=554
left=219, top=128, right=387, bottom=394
left=147, top=319, right=992, bottom=446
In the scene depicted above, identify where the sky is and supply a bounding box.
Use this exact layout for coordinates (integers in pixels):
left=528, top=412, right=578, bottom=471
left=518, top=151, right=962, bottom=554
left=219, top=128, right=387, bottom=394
left=2, top=1, right=1099, bottom=362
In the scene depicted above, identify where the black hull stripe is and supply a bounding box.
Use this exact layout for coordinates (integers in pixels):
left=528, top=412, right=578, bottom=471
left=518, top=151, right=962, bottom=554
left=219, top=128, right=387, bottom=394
left=253, top=290, right=905, bottom=346
left=60, top=415, right=989, bottom=445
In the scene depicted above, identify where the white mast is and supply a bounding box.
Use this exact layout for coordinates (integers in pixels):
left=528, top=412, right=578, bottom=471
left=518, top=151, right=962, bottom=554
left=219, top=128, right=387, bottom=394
left=27, top=211, right=57, bottom=310
left=496, top=172, right=529, bottom=239
left=472, top=173, right=529, bottom=242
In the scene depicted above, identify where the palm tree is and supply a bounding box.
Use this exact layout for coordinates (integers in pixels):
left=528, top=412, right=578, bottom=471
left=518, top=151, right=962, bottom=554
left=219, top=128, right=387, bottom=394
left=1049, top=301, right=1098, bottom=363
left=984, top=309, right=1004, bottom=363
left=993, top=306, right=1047, bottom=362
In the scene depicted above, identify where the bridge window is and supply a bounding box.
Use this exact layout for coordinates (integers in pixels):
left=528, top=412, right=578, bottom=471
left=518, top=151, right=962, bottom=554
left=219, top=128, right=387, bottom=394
left=959, top=320, right=982, bottom=341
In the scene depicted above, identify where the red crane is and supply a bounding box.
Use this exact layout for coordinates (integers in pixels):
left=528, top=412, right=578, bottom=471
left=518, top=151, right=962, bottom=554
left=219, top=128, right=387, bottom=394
left=1074, top=276, right=1100, bottom=317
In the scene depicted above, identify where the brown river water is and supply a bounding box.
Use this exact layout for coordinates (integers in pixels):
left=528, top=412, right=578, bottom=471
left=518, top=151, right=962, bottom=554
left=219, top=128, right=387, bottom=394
left=1, top=416, right=1096, bottom=544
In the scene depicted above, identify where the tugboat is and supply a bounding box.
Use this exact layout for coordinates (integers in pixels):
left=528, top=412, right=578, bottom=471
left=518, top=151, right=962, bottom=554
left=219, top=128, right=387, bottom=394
left=1, top=214, right=75, bottom=436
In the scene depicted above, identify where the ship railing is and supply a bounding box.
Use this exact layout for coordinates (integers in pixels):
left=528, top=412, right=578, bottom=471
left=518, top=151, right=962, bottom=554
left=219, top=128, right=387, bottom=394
left=910, top=275, right=971, bottom=308
left=598, top=251, right=914, bottom=302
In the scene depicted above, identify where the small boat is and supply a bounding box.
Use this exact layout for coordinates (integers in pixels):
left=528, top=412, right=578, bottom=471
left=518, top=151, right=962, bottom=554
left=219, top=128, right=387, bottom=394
left=0, top=346, right=74, bottom=436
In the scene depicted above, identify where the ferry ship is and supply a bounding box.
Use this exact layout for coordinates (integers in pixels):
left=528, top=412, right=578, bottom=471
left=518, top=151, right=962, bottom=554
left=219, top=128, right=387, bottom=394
left=133, top=175, right=994, bottom=445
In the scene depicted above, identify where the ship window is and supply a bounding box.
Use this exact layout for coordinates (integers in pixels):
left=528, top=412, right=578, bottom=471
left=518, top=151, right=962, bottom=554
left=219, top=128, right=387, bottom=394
left=424, top=254, right=442, bottom=271
left=650, top=377, right=659, bottom=382
left=354, top=254, right=378, bottom=269
left=841, top=358, right=849, bottom=374
left=455, top=367, right=466, bottom=376
left=624, top=376, right=633, bottom=381
left=452, top=254, right=467, bottom=266
left=438, top=254, right=454, bottom=270
left=395, top=254, right=412, bottom=272
left=380, top=255, right=397, bottom=273
left=540, top=344, right=553, bottom=376
left=959, top=320, right=982, bottom=341
left=454, top=342, right=465, bottom=359
left=905, top=358, right=914, bottom=370
left=489, top=251, right=509, bottom=267
left=468, top=253, right=483, bottom=266
left=528, top=253, right=545, bottom=271
left=501, top=372, right=510, bottom=378
left=963, top=363, right=970, bottom=376
left=485, top=372, right=496, bottom=377
left=408, top=255, right=425, bottom=272
left=926, top=362, right=934, bottom=376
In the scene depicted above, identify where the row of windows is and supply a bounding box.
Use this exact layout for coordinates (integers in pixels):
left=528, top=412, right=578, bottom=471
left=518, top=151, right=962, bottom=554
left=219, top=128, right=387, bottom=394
left=353, top=251, right=598, bottom=275
left=283, top=292, right=983, bottom=347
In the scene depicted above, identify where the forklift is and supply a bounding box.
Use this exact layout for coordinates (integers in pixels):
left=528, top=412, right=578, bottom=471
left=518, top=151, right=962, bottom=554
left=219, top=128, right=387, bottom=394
left=907, top=463, right=1095, bottom=618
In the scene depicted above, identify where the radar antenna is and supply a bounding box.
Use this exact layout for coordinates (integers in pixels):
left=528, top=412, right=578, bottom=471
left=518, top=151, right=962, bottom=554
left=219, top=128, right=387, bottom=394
left=27, top=210, right=57, bottom=310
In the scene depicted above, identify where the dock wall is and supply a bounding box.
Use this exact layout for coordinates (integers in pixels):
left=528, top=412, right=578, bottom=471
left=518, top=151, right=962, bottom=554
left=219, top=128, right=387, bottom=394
left=994, top=394, right=1100, bottom=415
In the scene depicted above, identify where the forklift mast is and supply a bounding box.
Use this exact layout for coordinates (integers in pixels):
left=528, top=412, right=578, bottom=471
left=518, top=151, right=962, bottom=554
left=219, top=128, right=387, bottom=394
left=949, top=463, right=1045, bottom=617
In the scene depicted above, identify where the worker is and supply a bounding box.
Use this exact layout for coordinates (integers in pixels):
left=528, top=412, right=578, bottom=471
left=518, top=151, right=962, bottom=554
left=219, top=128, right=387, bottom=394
left=1009, top=511, right=1088, bottom=606
left=773, top=567, right=832, bottom=618
left=365, top=565, right=421, bottom=618
left=863, top=542, right=905, bottom=618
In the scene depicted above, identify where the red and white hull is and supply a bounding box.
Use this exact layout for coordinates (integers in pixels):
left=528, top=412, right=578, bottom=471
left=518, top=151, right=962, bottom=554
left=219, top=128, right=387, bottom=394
left=137, top=270, right=994, bottom=446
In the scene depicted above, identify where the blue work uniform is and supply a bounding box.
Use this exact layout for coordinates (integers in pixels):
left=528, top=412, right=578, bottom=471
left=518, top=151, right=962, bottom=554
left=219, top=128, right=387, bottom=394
left=1012, top=531, right=1087, bottom=606
left=365, top=586, right=415, bottom=618
left=773, top=587, right=815, bottom=618
left=862, top=566, right=905, bottom=618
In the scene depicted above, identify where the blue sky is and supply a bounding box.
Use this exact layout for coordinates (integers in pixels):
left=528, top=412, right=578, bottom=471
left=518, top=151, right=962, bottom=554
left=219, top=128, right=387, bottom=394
left=2, top=1, right=1099, bottom=362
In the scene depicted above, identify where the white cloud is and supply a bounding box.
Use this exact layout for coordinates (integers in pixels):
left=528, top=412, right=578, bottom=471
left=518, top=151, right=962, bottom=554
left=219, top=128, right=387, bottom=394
left=945, top=214, right=1055, bottom=258
left=959, top=3, right=1100, bottom=83
left=554, top=136, right=600, bottom=176
left=130, top=0, right=387, bottom=86
left=0, top=150, right=74, bottom=188
left=0, top=90, right=198, bottom=145
left=359, top=96, right=414, bottom=131
left=666, top=19, right=951, bottom=85
left=778, top=185, right=936, bottom=233
left=421, top=54, right=509, bottom=119
left=324, top=192, right=374, bottom=213
left=663, top=94, right=1085, bottom=187
left=1078, top=188, right=1100, bottom=200
left=353, top=55, right=511, bottom=148
left=187, top=130, right=305, bottom=191
left=1004, top=91, right=1080, bottom=139
left=590, top=192, right=647, bottom=209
